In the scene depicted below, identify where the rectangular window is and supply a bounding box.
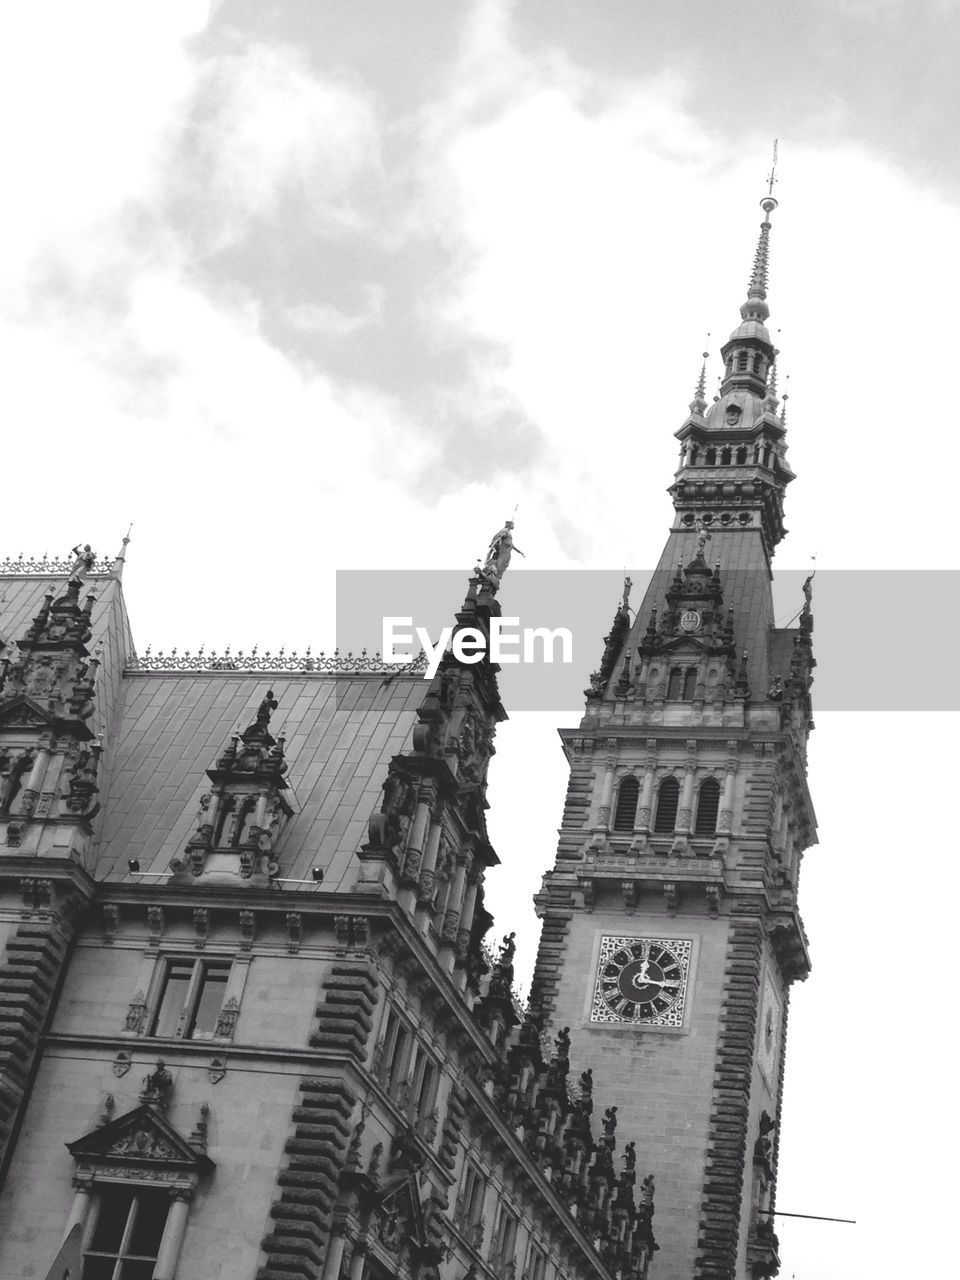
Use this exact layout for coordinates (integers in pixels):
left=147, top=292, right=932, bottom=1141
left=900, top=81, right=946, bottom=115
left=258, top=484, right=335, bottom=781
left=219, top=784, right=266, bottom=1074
left=378, top=1009, right=412, bottom=1099
left=491, top=1204, right=519, bottom=1265
left=410, top=1048, right=438, bottom=1123
left=151, top=958, right=230, bottom=1040
left=524, top=1240, right=548, bottom=1280
left=459, top=1161, right=486, bottom=1227
left=83, top=1185, right=168, bottom=1279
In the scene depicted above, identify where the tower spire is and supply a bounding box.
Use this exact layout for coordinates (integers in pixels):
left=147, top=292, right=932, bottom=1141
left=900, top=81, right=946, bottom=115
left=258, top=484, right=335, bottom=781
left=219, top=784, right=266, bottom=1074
left=739, top=143, right=779, bottom=330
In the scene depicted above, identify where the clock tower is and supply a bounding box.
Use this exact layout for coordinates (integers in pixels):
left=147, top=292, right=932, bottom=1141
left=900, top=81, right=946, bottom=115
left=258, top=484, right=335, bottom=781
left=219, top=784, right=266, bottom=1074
left=529, top=188, right=816, bottom=1280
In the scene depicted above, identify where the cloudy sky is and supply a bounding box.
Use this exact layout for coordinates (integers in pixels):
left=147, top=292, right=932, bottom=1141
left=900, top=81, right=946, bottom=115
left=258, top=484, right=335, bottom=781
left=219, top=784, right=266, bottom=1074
left=3, top=2, right=958, bottom=1276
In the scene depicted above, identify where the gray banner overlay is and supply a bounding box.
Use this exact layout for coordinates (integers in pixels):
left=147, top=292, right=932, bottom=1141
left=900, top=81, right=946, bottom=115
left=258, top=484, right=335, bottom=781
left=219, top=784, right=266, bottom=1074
left=336, top=570, right=955, bottom=711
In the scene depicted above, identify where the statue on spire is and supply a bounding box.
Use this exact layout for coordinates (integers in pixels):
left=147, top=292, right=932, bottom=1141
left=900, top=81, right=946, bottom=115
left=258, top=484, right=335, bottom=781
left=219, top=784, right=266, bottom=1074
left=480, top=520, right=525, bottom=586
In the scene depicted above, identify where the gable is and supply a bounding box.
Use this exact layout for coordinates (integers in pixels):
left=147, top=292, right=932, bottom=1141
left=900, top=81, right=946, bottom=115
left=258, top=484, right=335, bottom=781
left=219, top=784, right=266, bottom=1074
left=0, top=694, right=53, bottom=729
left=66, top=1104, right=213, bottom=1174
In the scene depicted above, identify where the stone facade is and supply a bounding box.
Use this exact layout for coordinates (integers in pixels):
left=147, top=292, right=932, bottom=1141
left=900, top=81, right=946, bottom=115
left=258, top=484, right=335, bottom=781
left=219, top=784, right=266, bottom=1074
left=0, top=192, right=817, bottom=1280
left=0, top=562, right=658, bottom=1280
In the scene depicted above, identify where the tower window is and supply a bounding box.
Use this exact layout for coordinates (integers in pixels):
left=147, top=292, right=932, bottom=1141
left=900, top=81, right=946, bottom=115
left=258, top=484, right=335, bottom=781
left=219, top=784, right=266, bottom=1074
left=695, top=778, right=722, bottom=834
left=667, top=668, right=683, bottom=699
left=682, top=667, right=698, bottom=700
left=690, top=446, right=700, bottom=465
left=705, top=447, right=717, bottom=466
left=151, top=957, right=231, bottom=1040
left=83, top=1184, right=168, bottom=1280
left=720, top=447, right=732, bottom=465
left=613, top=776, right=640, bottom=832
left=654, top=778, right=680, bottom=833
left=736, top=446, right=747, bottom=464
left=737, top=351, right=749, bottom=371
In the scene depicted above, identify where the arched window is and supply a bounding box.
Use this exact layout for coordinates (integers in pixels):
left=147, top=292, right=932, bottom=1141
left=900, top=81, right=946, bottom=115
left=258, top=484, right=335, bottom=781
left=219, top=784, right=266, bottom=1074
left=695, top=778, right=721, bottom=834
left=683, top=667, right=698, bottom=700
left=720, top=447, right=732, bottom=465
left=231, top=796, right=257, bottom=847
left=654, top=778, right=680, bottom=833
left=736, top=446, right=747, bottom=464
left=705, top=447, right=717, bottom=466
left=690, top=446, right=700, bottom=465
left=0, top=755, right=32, bottom=816
left=613, top=776, right=640, bottom=832
left=752, top=352, right=764, bottom=373
left=667, top=668, right=683, bottom=699
left=762, top=444, right=772, bottom=467
left=737, top=351, right=749, bottom=371
left=214, top=796, right=235, bottom=847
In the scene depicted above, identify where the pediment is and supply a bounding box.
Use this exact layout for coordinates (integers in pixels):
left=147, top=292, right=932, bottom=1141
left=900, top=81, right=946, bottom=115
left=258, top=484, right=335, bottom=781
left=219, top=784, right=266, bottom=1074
left=371, top=1173, right=438, bottom=1260
left=648, top=635, right=718, bottom=658
left=0, top=694, right=53, bottom=729
left=67, top=1104, right=213, bottom=1173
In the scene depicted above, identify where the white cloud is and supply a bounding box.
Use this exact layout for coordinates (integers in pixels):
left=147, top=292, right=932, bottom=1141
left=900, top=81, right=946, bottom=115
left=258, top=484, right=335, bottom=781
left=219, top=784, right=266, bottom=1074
left=178, top=42, right=382, bottom=250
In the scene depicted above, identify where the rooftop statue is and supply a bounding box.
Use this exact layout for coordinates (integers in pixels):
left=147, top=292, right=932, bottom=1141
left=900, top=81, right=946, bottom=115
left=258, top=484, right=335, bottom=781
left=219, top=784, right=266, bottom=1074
left=481, top=520, right=525, bottom=586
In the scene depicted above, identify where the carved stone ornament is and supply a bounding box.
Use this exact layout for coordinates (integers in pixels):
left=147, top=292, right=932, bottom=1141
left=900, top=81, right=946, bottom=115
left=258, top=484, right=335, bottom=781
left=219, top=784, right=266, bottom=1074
left=214, top=996, right=239, bottom=1040
left=112, top=1051, right=132, bottom=1077
left=207, top=1057, right=227, bottom=1085
left=66, top=1101, right=214, bottom=1184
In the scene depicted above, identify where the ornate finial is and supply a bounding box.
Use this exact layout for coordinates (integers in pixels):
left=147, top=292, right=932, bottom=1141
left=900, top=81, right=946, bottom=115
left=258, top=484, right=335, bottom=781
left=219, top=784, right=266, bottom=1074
left=479, top=520, right=525, bottom=589
left=114, top=525, right=133, bottom=579
left=780, top=383, right=789, bottom=427
left=690, top=342, right=710, bottom=413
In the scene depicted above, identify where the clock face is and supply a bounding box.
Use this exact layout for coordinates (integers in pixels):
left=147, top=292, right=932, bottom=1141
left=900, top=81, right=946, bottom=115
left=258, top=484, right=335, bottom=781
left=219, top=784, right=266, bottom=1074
left=758, top=972, right=782, bottom=1079
left=591, top=936, right=692, bottom=1027
left=680, top=610, right=701, bottom=632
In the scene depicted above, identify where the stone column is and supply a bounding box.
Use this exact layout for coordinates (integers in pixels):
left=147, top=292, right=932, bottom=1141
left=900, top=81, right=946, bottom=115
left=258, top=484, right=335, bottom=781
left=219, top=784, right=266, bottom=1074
left=19, top=746, right=50, bottom=815
left=439, top=855, right=468, bottom=970
left=154, top=1191, right=191, bottom=1280
left=717, top=742, right=738, bottom=835
left=64, top=1180, right=95, bottom=1238
left=636, top=745, right=658, bottom=833
left=456, top=877, right=478, bottom=969
left=596, top=753, right=617, bottom=829
left=677, top=745, right=697, bottom=834
left=414, top=817, right=443, bottom=931
left=320, top=1232, right=347, bottom=1280
left=718, top=767, right=738, bottom=834
left=397, top=796, right=431, bottom=912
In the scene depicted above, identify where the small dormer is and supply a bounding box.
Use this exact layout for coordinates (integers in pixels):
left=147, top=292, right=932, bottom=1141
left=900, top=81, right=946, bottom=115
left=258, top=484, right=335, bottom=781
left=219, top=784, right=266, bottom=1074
left=171, top=689, right=293, bottom=885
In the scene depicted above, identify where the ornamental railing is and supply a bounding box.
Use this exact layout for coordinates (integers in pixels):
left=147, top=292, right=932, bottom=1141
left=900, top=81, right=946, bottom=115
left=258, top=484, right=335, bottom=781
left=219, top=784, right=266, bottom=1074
left=0, top=552, right=117, bottom=577
left=126, top=645, right=428, bottom=675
